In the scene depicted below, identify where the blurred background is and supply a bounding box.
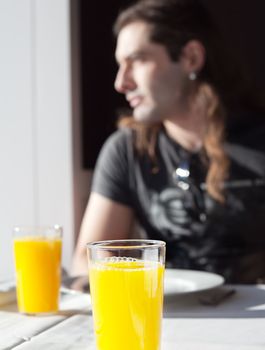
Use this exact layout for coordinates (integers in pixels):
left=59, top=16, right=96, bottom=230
left=1, top=0, right=265, bottom=280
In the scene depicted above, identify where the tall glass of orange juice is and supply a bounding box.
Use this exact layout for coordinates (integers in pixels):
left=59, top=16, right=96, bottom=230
left=87, top=239, right=166, bottom=350
left=13, top=225, right=62, bottom=315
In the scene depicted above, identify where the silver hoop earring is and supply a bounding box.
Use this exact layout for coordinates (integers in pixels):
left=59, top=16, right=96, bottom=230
left=189, top=72, right=197, bottom=81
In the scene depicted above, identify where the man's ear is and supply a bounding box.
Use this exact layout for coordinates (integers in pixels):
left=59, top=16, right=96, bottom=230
left=179, top=40, right=206, bottom=74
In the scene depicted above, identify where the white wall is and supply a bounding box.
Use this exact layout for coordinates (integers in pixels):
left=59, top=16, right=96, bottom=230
left=0, top=0, right=90, bottom=280
left=0, top=0, right=33, bottom=280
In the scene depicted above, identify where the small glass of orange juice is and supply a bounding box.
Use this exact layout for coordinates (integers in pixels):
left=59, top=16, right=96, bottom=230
left=13, top=225, right=62, bottom=315
left=87, top=239, right=166, bottom=350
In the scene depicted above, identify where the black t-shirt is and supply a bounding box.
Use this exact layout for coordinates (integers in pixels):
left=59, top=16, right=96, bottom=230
left=92, top=123, right=265, bottom=283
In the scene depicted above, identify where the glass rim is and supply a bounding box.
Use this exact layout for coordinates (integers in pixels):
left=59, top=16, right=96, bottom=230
left=12, top=224, right=63, bottom=239
left=86, top=239, right=166, bottom=250
left=13, top=224, right=62, bottom=233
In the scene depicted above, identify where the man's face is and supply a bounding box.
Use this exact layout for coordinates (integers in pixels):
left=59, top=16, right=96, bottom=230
left=114, top=21, right=187, bottom=124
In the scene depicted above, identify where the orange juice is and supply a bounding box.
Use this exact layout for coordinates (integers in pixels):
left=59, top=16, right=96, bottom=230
left=89, top=259, right=164, bottom=350
left=14, top=237, right=62, bottom=314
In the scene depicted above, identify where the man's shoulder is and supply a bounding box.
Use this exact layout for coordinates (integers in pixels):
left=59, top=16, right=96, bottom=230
left=104, top=127, right=133, bottom=148
left=97, top=127, right=134, bottom=164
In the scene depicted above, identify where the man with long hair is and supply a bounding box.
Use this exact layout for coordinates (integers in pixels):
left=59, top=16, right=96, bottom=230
left=72, top=0, right=265, bottom=284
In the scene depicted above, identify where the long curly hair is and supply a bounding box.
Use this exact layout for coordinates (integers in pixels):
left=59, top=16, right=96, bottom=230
left=114, top=0, right=256, bottom=203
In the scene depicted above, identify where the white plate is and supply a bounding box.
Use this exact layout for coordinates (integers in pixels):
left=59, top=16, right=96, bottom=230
left=164, top=269, right=224, bottom=296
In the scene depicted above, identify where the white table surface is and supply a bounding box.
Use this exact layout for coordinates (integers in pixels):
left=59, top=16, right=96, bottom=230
left=0, top=285, right=265, bottom=350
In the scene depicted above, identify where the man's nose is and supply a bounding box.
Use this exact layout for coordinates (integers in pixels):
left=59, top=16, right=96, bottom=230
left=114, top=66, right=135, bottom=93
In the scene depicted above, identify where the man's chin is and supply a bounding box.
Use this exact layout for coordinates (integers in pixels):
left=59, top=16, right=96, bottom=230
left=133, top=109, right=161, bottom=125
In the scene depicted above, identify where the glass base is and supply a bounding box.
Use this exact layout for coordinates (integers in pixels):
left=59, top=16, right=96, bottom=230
left=19, top=310, right=58, bottom=316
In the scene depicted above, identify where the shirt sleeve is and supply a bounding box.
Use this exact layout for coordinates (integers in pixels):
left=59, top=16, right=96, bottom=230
left=91, top=129, right=134, bottom=207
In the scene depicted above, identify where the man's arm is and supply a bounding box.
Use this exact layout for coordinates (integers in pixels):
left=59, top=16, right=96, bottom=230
left=71, top=192, right=135, bottom=276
